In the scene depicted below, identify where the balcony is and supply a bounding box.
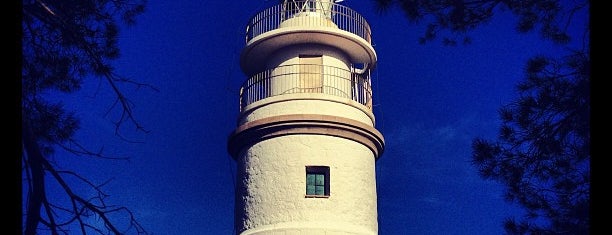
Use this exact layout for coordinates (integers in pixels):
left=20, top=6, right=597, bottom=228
left=245, top=1, right=372, bottom=44
left=239, top=64, right=372, bottom=112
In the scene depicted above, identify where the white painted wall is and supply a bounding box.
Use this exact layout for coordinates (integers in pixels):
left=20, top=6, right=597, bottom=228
left=235, top=135, right=378, bottom=235
left=238, top=95, right=375, bottom=126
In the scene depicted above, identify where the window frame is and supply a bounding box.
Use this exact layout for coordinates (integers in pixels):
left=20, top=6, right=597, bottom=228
left=305, top=166, right=330, bottom=198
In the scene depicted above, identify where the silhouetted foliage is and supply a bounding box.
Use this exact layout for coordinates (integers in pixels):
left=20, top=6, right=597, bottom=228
left=22, top=0, right=154, bottom=234
left=372, top=0, right=588, bottom=46
left=472, top=51, right=589, bottom=234
left=373, top=0, right=590, bottom=233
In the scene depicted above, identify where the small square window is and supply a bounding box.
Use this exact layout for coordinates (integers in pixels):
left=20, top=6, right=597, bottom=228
left=306, top=166, right=329, bottom=197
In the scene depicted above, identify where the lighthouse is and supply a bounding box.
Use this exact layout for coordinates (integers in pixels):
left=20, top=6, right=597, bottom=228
left=227, top=1, right=384, bottom=234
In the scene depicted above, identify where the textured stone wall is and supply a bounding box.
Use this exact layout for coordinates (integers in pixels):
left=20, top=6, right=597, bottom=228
left=235, top=135, right=377, bottom=235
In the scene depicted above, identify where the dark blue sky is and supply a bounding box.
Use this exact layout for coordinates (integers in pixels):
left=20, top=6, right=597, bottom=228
left=44, top=0, right=584, bottom=234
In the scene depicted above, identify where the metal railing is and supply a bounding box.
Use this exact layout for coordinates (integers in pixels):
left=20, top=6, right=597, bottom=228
left=239, top=64, right=372, bottom=111
left=245, top=1, right=372, bottom=44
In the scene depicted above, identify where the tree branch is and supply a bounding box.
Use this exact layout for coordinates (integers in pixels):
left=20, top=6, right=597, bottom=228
left=41, top=156, right=149, bottom=234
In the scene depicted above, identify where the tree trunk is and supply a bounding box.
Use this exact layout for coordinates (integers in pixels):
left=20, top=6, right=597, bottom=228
left=23, top=121, right=46, bottom=235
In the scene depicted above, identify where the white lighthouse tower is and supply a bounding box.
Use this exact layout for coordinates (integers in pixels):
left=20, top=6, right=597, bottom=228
left=228, top=1, right=384, bottom=234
